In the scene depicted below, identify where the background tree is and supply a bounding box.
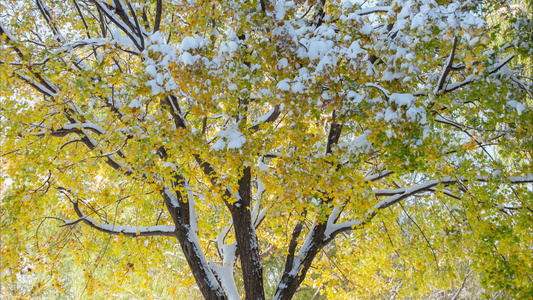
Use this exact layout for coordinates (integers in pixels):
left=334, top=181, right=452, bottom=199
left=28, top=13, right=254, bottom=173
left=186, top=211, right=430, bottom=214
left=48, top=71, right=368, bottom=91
left=1, top=0, right=532, bottom=299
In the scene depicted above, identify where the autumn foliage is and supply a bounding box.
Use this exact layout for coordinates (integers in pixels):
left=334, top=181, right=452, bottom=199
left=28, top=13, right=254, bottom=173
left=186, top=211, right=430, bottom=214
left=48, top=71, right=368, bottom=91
left=1, top=0, right=532, bottom=299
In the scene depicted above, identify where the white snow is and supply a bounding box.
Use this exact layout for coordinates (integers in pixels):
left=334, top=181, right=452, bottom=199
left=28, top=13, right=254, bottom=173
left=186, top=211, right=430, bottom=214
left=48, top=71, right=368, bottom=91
left=274, top=0, right=287, bottom=21
left=337, top=131, right=372, bottom=155
left=291, top=81, right=305, bottom=93
left=507, top=100, right=527, bottom=115
left=164, top=187, right=180, bottom=208
left=163, top=162, right=177, bottom=170
left=277, top=58, right=289, bottom=69
left=145, top=65, right=157, bottom=77
left=323, top=207, right=356, bottom=240
left=128, top=99, right=141, bottom=108
left=253, top=106, right=278, bottom=125
left=110, top=29, right=137, bottom=51
left=390, top=93, right=414, bottom=107
left=276, top=79, right=291, bottom=91
left=180, top=52, right=197, bottom=65
left=211, top=125, right=246, bottom=151
left=181, top=36, right=199, bottom=51
left=63, top=214, right=175, bottom=235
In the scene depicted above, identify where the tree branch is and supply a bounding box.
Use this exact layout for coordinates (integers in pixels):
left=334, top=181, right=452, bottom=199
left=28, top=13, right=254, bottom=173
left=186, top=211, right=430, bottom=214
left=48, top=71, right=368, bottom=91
left=63, top=199, right=176, bottom=237
left=153, top=0, right=162, bottom=33
left=435, top=36, right=458, bottom=93
left=93, top=0, right=144, bottom=50
left=229, top=167, right=265, bottom=300
left=248, top=105, right=282, bottom=132
left=160, top=181, right=228, bottom=300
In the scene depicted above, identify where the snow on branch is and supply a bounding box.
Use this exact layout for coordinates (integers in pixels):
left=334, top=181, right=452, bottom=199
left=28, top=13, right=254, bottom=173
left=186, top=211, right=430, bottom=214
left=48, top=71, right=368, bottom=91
left=64, top=201, right=176, bottom=237
left=476, top=173, right=533, bottom=184
left=211, top=219, right=240, bottom=300
left=323, top=207, right=357, bottom=241
left=374, top=179, right=442, bottom=209
left=93, top=1, right=144, bottom=50
left=435, top=37, right=458, bottom=93
left=249, top=104, right=282, bottom=132
left=374, top=174, right=533, bottom=210
left=489, top=54, right=515, bottom=75
left=252, top=197, right=267, bottom=228
left=355, top=6, right=392, bottom=16
left=417, top=54, right=516, bottom=96
left=0, top=20, right=18, bottom=43
left=17, top=74, right=58, bottom=98
left=61, top=122, right=105, bottom=135
left=365, top=170, right=394, bottom=182
left=344, top=6, right=392, bottom=19
left=442, top=74, right=475, bottom=93
left=365, top=83, right=391, bottom=99
left=324, top=173, right=533, bottom=241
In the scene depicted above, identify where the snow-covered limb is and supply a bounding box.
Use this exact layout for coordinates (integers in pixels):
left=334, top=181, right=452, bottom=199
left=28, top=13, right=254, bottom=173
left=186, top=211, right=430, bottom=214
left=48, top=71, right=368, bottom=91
left=185, top=230, right=224, bottom=298
left=164, top=187, right=180, bottom=208
left=476, top=173, right=533, bottom=184
left=66, top=201, right=176, bottom=237
left=275, top=216, right=329, bottom=299
left=365, top=83, right=390, bottom=98
left=209, top=260, right=240, bottom=300
left=435, top=37, right=458, bottom=93
left=489, top=54, right=515, bottom=75
left=374, top=174, right=533, bottom=210
left=36, top=0, right=65, bottom=42
left=160, top=179, right=227, bottom=300
left=365, top=170, right=394, bottom=182
left=211, top=219, right=240, bottom=300
left=185, top=180, right=198, bottom=233
left=0, top=20, right=18, bottom=42
left=93, top=1, right=144, bottom=51
left=353, top=6, right=392, bottom=16
left=16, top=74, right=58, bottom=98
left=287, top=223, right=315, bottom=278
left=322, top=173, right=533, bottom=242
left=442, top=74, right=475, bottom=93
left=374, top=180, right=442, bottom=209
left=418, top=54, right=517, bottom=96
left=216, top=222, right=234, bottom=261
left=35, top=122, right=104, bottom=137
left=252, top=179, right=267, bottom=228
left=323, top=207, right=357, bottom=241
left=249, top=104, right=282, bottom=132
left=62, top=122, right=105, bottom=135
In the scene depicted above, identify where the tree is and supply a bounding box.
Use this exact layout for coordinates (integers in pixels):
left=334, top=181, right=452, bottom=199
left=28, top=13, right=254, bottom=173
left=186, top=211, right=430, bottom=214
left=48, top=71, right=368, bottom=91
left=1, top=0, right=532, bottom=298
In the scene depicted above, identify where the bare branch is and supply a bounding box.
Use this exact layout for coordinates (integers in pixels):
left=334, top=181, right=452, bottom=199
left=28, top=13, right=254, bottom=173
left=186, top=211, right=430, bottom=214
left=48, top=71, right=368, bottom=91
left=153, top=0, right=162, bottom=33
left=282, top=214, right=306, bottom=276
left=325, top=111, right=343, bottom=155
left=398, top=202, right=438, bottom=265
left=451, top=269, right=472, bottom=300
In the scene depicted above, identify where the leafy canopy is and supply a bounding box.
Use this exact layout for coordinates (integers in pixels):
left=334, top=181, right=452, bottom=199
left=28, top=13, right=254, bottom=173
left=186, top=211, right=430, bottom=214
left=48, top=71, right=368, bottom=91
left=1, top=0, right=532, bottom=299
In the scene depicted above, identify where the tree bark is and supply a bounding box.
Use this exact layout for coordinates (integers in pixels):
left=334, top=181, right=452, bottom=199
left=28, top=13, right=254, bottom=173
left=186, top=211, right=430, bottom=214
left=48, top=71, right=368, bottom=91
left=161, top=180, right=227, bottom=300
left=231, top=167, right=265, bottom=300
